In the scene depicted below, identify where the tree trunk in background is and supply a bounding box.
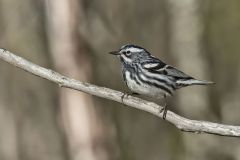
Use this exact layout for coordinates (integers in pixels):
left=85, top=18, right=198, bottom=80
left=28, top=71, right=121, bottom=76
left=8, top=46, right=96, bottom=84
left=0, top=1, right=67, bottom=160
left=202, top=1, right=240, bottom=159
left=0, top=95, right=18, bottom=160
left=45, top=0, right=109, bottom=160
left=168, top=0, right=210, bottom=116
left=168, top=0, right=214, bottom=159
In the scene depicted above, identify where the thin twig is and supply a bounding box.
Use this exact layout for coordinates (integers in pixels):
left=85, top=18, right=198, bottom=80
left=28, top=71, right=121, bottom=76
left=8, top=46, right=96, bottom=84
left=0, top=48, right=240, bottom=137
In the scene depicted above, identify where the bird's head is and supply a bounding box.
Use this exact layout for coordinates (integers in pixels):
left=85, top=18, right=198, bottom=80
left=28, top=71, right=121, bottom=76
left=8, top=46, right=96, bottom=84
left=109, top=44, right=150, bottom=64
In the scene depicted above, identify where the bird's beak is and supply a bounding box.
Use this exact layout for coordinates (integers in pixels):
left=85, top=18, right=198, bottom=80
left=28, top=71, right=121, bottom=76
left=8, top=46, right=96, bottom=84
left=109, top=51, right=120, bottom=55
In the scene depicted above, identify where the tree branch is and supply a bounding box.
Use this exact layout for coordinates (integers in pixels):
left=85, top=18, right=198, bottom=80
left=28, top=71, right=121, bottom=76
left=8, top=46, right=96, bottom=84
left=0, top=48, right=240, bottom=137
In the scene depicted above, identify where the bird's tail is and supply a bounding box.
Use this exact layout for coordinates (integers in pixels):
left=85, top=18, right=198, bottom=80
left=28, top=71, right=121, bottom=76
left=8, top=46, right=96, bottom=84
left=176, top=79, right=215, bottom=86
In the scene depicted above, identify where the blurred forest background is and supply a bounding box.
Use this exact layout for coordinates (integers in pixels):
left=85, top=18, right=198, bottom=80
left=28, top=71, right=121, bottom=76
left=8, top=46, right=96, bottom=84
left=0, top=0, right=240, bottom=160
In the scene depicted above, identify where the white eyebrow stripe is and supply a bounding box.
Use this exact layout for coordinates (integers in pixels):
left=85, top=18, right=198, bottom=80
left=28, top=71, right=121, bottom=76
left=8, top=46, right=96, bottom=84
left=143, top=63, right=159, bottom=68
left=127, top=48, right=144, bottom=52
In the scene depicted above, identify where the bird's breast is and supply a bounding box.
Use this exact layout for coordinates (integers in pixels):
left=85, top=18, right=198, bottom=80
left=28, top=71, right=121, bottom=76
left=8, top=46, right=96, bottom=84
left=124, top=71, right=171, bottom=98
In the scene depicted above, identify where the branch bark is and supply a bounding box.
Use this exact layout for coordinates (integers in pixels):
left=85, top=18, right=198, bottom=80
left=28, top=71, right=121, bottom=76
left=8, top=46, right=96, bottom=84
left=1, top=48, right=240, bottom=137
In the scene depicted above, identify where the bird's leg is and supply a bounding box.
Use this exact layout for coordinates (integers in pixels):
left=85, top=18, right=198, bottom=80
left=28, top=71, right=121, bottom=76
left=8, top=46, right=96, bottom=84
left=159, top=94, right=168, bottom=120
left=121, top=92, right=139, bottom=102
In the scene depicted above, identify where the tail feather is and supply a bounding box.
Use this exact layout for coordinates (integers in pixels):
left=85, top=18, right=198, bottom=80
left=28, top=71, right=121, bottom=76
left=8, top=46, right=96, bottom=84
left=176, top=79, right=215, bottom=86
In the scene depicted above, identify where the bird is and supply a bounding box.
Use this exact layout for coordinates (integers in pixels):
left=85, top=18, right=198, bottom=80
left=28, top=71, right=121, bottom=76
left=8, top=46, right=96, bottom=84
left=109, top=44, right=214, bottom=119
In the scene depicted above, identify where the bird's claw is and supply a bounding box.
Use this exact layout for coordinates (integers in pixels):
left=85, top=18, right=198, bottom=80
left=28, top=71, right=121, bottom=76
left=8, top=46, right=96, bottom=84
left=121, top=93, right=128, bottom=102
left=159, top=103, right=168, bottom=120
left=121, top=92, right=139, bottom=102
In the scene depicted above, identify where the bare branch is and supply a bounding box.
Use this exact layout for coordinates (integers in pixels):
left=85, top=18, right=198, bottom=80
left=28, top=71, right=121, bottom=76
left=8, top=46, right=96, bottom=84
left=0, top=48, right=240, bottom=137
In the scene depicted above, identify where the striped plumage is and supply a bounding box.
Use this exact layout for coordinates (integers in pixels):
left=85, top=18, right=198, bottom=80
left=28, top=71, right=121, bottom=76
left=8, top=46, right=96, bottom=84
left=109, top=44, right=214, bottom=100
left=109, top=44, right=214, bottom=119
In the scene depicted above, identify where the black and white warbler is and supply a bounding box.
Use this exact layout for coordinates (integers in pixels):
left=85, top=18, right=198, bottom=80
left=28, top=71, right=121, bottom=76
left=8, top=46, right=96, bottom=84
left=109, top=44, right=214, bottom=119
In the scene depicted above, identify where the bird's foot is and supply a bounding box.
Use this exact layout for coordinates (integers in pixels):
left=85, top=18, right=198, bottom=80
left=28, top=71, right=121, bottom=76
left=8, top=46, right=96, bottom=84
left=159, top=101, right=168, bottom=120
left=121, top=92, right=139, bottom=102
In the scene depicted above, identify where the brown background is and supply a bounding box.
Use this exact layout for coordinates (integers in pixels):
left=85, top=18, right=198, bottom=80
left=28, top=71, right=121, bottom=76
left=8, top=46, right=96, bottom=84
left=0, top=0, right=240, bottom=160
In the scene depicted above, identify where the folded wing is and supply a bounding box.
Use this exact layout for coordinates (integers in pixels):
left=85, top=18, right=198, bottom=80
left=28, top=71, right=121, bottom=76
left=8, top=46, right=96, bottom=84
left=141, top=58, right=214, bottom=88
left=142, top=57, right=192, bottom=80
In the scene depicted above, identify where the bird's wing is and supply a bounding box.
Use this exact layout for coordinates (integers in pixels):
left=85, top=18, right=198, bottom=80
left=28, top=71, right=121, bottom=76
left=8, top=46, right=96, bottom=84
left=142, top=58, right=192, bottom=80
left=141, top=57, right=166, bottom=70
left=163, top=65, right=193, bottom=80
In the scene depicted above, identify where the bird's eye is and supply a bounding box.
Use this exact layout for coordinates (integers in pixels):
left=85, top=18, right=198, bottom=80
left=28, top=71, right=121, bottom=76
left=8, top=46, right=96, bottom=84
left=126, top=50, right=131, bottom=56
